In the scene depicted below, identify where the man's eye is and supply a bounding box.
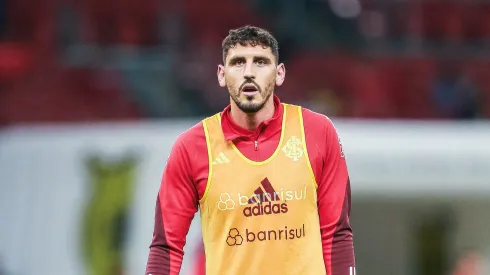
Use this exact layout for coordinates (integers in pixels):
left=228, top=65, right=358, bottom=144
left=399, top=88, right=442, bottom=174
left=235, top=60, right=243, bottom=66
left=256, top=60, right=266, bottom=66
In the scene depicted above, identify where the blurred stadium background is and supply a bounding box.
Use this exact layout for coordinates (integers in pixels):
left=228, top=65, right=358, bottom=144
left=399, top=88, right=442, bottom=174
left=0, top=0, right=490, bottom=274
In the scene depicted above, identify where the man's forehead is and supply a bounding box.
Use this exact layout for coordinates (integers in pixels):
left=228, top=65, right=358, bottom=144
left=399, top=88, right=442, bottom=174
left=226, top=44, right=274, bottom=59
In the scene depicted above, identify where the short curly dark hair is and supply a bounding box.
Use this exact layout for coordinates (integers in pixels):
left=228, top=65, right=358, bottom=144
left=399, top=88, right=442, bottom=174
left=222, top=25, right=279, bottom=64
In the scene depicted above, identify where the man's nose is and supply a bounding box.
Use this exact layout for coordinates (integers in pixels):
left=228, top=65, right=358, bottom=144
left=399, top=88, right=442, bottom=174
left=243, top=62, right=255, bottom=79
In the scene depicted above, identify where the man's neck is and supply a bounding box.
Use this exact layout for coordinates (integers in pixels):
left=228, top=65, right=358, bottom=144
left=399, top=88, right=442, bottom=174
left=230, top=96, right=275, bottom=131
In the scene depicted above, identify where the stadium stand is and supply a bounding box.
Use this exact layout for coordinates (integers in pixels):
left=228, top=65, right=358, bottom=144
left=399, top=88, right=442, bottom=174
left=0, top=0, right=489, bottom=125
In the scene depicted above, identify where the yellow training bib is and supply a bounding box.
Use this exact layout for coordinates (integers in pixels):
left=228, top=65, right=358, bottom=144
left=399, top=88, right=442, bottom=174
left=199, top=104, right=326, bottom=275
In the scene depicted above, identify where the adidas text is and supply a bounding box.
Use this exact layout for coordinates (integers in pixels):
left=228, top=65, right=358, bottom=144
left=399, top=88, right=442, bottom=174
left=243, top=202, right=288, bottom=217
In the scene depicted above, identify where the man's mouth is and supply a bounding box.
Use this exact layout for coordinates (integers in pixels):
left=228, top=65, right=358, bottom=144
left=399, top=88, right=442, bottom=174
left=241, top=85, right=259, bottom=96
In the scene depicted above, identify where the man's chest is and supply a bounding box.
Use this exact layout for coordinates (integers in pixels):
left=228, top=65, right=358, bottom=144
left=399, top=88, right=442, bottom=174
left=193, top=140, right=322, bottom=202
left=201, top=140, right=319, bottom=215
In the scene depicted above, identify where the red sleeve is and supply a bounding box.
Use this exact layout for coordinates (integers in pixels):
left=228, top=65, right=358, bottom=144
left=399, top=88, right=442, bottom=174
left=145, top=126, right=203, bottom=275
left=317, top=117, right=356, bottom=275
left=303, top=108, right=356, bottom=275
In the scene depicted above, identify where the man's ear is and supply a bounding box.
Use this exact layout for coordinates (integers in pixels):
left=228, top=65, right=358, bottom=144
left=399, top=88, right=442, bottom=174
left=217, top=65, right=226, bottom=87
left=275, top=63, right=286, bottom=86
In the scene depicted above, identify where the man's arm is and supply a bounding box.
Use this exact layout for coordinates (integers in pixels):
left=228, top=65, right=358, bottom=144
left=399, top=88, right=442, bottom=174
left=317, top=118, right=356, bottom=275
left=146, top=136, right=199, bottom=275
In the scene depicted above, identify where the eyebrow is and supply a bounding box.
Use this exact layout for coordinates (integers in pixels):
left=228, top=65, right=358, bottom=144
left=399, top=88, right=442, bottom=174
left=254, top=56, right=272, bottom=63
left=228, top=56, right=245, bottom=65
left=227, top=55, right=272, bottom=65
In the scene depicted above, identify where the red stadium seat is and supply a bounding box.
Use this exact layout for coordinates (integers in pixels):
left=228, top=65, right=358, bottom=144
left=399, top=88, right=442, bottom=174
left=4, top=0, right=56, bottom=54
left=421, top=2, right=464, bottom=43
left=474, top=4, right=490, bottom=41
left=182, top=0, right=267, bottom=47
left=1, top=66, right=141, bottom=124
left=115, top=0, right=160, bottom=45
left=389, top=58, right=437, bottom=119
left=0, top=42, right=34, bottom=80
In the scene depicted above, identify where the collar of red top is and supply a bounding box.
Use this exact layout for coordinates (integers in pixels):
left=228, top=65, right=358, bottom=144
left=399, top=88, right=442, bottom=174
left=220, top=94, right=284, bottom=142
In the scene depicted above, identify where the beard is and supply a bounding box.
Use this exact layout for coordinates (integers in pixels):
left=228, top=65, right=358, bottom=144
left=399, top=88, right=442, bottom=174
left=228, top=79, right=275, bottom=113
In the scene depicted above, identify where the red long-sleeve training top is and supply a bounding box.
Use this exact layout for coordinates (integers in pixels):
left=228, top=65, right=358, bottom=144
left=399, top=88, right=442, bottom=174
left=146, top=95, right=355, bottom=275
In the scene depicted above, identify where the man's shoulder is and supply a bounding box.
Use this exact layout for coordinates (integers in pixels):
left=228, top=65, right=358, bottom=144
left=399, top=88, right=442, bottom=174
left=173, top=111, right=224, bottom=151
left=173, top=120, right=206, bottom=149
left=298, top=106, right=344, bottom=160
left=299, top=106, right=336, bottom=132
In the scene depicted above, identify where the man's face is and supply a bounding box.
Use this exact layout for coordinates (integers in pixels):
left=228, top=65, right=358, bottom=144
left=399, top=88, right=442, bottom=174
left=217, top=44, right=285, bottom=113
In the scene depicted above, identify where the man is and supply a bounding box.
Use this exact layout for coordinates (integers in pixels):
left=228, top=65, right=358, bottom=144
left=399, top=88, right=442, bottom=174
left=145, top=25, right=356, bottom=275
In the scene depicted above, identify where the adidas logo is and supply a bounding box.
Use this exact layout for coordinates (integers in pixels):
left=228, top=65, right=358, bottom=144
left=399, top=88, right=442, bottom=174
left=243, top=178, right=287, bottom=218
left=212, top=152, right=230, bottom=165
left=248, top=178, right=281, bottom=204
left=217, top=178, right=307, bottom=218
